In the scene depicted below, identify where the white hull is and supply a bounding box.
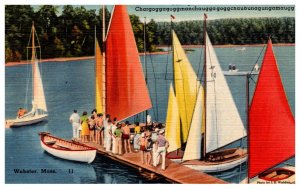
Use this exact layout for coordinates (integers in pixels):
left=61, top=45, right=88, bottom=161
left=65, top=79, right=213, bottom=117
left=41, top=141, right=97, bottom=163
left=184, top=156, right=247, bottom=173
left=6, top=114, right=48, bottom=127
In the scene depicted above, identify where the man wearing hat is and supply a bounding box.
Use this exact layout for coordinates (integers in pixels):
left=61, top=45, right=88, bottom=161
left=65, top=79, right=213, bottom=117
left=153, top=129, right=169, bottom=170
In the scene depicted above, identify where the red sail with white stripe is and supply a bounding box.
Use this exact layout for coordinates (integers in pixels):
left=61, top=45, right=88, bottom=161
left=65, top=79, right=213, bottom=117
left=248, top=39, right=295, bottom=178
left=105, top=5, right=152, bottom=121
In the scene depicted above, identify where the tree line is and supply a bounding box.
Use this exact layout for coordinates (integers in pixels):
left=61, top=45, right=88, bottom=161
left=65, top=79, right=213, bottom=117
left=5, top=5, right=295, bottom=62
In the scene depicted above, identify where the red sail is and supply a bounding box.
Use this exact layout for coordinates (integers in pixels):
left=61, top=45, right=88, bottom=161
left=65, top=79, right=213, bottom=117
left=105, top=5, right=152, bottom=121
left=248, top=39, right=295, bottom=179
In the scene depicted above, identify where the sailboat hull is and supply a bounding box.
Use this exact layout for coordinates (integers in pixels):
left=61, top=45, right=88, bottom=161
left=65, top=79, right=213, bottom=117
left=6, top=114, right=48, bottom=127
left=182, top=149, right=247, bottom=173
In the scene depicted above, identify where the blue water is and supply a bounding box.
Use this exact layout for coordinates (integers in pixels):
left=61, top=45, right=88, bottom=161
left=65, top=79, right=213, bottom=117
left=5, top=46, right=295, bottom=183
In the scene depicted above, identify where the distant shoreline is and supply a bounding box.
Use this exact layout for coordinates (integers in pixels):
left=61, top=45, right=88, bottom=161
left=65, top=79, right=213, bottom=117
left=5, top=43, right=294, bottom=67
left=157, top=43, right=295, bottom=48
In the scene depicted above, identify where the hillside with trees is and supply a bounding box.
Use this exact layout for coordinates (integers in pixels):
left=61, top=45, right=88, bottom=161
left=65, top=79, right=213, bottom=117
left=5, top=5, right=295, bottom=63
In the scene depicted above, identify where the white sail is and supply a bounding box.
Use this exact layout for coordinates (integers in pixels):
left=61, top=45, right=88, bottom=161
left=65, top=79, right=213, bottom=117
left=33, top=58, right=47, bottom=112
left=205, top=33, right=246, bottom=153
left=182, top=85, right=204, bottom=161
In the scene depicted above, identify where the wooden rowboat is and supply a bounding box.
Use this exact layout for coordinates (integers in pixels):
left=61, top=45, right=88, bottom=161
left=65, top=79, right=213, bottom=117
left=39, top=132, right=97, bottom=163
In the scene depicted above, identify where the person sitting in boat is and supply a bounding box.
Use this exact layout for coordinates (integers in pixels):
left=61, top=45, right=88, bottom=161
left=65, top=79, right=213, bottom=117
left=228, top=64, right=232, bottom=71
left=17, top=108, right=27, bottom=118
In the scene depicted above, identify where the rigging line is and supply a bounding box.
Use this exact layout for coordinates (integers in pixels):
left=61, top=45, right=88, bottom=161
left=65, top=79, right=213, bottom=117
left=248, top=44, right=266, bottom=82
left=25, top=46, right=30, bottom=110
left=24, top=27, right=34, bottom=110
left=148, top=51, right=159, bottom=122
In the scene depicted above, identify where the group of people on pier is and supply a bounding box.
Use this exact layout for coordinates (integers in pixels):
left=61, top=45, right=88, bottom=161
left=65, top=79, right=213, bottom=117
left=69, top=109, right=169, bottom=170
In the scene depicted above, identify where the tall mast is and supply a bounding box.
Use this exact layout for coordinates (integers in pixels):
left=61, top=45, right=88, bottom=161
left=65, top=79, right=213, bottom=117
left=144, top=17, right=148, bottom=124
left=203, top=13, right=207, bottom=159
left=171, top=15, right=175, bottom=92
left=102, top=5, right=106, bottom=114
left=31, top=21, right=36, bottom=100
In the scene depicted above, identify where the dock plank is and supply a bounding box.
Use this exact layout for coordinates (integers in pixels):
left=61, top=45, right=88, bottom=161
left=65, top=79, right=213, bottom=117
left=83, top=142, right=227, bottom=184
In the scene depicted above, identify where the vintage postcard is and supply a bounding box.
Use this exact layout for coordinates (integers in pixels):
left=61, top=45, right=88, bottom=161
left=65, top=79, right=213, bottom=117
left=4, top=2, right=295, bottom=185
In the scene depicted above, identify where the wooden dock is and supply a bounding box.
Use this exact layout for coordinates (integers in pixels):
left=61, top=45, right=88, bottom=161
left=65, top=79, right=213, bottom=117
left=82, top=142, right=227, bottom=184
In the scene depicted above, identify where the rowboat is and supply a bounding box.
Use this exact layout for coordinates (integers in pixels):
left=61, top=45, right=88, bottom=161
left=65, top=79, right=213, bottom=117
left=39, top=132, right=97, bottom=163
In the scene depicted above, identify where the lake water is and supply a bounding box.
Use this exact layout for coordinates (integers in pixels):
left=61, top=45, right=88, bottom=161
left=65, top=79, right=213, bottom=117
left=5, top=46, right=295, bottom=184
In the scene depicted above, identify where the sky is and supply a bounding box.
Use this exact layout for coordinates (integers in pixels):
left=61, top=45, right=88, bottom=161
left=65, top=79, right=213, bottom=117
left=32, top=5, right=295, bottom=22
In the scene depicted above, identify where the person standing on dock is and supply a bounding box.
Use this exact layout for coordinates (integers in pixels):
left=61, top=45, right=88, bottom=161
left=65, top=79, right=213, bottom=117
left=114, top=123, right=123, bottom=155
left=95, top=113, right=104, bottom=145
left=69, top=110, right=80, bottom=140
left=151, top=128, right=159, bottom=165
left=154, top=130, right=169, bottom=170
left=80, top=111, right=90, bottom=143
left=88, top=115, right=96, bottom=142
left=133, top=122, right=141, bottom=152
left=138, top=132, right=147, bottom=164
left=122, top=121, right=132, bottom=154
left=103, top=114, right=110, bottom=149
left=111, top=118, right=118, bottom=154
left=105, top=119, right=113, bottom=152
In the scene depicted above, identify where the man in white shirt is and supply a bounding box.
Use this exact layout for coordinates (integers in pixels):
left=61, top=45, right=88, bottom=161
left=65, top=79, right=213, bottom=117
left=69, top=110, right=80, bottom=139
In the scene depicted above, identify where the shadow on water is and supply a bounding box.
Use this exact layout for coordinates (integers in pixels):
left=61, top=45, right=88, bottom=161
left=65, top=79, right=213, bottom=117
left=91, top=155, right=170, bottom=184
left=41, top=151, right=170, bottom=184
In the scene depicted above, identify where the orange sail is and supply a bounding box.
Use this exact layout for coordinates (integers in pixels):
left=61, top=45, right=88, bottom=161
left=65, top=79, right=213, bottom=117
left=248, top=39, right=295, bottom=178
left=95, top=39, right=103, bottom=113
left=105, top=5, right=152, bottom=121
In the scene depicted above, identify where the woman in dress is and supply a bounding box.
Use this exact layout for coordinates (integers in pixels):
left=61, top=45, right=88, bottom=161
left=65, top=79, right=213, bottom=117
left=80, top=111, right=90, bottom=143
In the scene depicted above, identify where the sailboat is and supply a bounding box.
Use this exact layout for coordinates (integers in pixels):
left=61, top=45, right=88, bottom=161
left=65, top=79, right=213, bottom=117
left=165, top=14, right=247, bottom=173
left=95, top=5, right=152, bottom=121
left=165, top=29, right=200, bottom=160
left=247, top=39, right=295, bottom=183
left=6, top=22, right=48, bottom=127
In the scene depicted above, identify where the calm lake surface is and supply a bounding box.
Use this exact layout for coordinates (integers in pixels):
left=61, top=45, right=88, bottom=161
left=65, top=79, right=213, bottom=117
left=5, top=46, right=295, bottom=183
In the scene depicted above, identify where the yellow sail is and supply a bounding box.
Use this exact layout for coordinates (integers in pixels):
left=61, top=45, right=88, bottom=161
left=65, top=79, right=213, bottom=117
left=95, top=39, right=104, bottom=113
left=165, top=84, right=181, bottom=152
left=172, top=30, right=199, bottom=143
